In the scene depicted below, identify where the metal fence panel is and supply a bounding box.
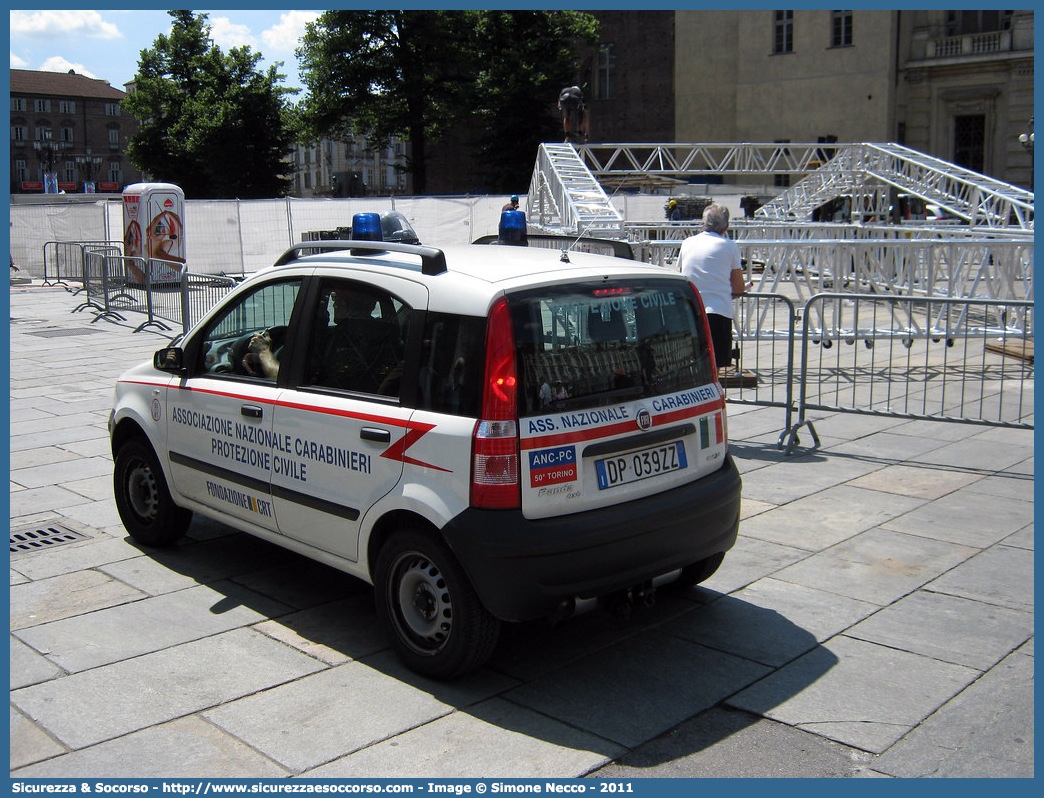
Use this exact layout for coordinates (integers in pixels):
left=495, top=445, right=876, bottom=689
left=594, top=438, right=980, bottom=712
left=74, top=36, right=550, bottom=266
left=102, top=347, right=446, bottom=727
left=784, top=294, right=1034, bottom=453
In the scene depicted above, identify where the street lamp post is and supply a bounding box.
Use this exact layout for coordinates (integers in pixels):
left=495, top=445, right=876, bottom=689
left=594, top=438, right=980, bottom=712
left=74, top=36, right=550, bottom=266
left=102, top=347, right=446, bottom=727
left=75, top=150, right=103, bottom=193
left=1018, top=116, right=1033, bottom=191
left=33, top=137, right=70, bottom=193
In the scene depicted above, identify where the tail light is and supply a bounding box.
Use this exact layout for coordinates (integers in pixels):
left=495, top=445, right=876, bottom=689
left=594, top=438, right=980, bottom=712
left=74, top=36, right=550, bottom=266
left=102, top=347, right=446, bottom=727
left=472, top=297, right=521, bottom=509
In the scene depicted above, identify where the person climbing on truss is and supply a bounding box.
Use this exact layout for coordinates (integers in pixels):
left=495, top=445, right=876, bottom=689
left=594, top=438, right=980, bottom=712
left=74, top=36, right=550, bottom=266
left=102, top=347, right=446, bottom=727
left=558, top=85, right=589, bottom=144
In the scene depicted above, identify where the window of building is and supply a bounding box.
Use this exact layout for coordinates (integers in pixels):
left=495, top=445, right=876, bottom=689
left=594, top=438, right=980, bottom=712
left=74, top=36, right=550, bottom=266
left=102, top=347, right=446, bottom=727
left=61, top=126, right=75, bottom=143
left=11, top=97, right=27, bottom=112
left=773, top=10, right=794, bottom=53
left=953, top=114, right=986, bottom=174
left=36, top=126, right=53, bottom=141
left=59, top=100, right=75, bottom=114
left=34, top=99, right=51, bottom=113
left=105, top=102, right=121, bottom=116
left=108, top=161, right=121, bottom=184
left=14, top=159, right=28, bottom=181
left=11, top=125, right=27, bottom=141
left=597, top=43, right=615, bottom=100
left=304, top=172, right=311, bottom=189
left=831, top=10, right=853, bottom=47
left=108, top=128, right=120, bottom=147
left=62, top=160, right=76, bottom=183
left=946, top=10, right=1013, bottom=36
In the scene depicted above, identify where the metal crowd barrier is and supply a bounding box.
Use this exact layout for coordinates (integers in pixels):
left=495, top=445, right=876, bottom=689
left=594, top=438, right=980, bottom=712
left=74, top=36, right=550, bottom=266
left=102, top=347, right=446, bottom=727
left=728, top=292, right=799, bottom=443
left=70, top=250, right=237, bottom=336
left=781, top=294, right=1034, bottom=453
left=43, top=241, right=123, bottom=292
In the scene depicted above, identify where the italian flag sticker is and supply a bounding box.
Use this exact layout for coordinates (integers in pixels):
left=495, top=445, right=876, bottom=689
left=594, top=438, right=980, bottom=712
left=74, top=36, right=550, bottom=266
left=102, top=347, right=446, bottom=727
left=699, top=413, right=724, bottom=449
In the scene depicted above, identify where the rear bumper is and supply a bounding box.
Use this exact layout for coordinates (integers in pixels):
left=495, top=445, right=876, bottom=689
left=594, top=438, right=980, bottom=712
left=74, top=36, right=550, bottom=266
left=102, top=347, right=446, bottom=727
left=441, top=454, right=741, bottom=621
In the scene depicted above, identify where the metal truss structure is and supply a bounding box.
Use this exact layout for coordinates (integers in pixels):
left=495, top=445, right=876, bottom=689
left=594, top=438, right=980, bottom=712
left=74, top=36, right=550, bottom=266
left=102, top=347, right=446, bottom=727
left=526, top=144, right=624, bottom=237
left=563, top=141, right=1033, bottom=231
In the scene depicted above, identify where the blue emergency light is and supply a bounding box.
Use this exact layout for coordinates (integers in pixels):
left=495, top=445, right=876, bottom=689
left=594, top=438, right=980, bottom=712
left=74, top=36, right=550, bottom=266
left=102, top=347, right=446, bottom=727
left=498, top=210, right=528, bottom=246
left=352, top=213, right=384, bottom=241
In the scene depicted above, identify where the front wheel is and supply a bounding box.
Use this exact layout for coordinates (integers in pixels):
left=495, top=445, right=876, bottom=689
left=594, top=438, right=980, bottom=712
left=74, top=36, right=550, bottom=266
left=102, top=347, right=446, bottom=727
left=113, top=437, right=192, bottom=547
left=374, top=528, right=500, bottom=679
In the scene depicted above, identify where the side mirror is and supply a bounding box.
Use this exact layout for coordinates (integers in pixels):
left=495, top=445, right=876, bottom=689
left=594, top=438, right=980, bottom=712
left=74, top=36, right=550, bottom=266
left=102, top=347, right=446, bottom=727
left=154, top=346, right=185, bottom=373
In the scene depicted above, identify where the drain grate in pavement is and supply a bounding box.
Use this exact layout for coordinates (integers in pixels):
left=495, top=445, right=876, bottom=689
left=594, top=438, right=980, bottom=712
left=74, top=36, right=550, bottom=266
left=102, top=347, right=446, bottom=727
left=11, top=522, right=91, bottom=554
left=26, top=327, right=106, bottom=338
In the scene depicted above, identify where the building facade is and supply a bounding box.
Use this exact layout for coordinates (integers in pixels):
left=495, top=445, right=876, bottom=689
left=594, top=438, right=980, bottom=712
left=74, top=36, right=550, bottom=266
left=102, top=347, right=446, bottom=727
left=585, top=10, right=1034, bottom=189
left=9, top=69, right=143, bottom=194
left=290, top=135, right=409, bottom=198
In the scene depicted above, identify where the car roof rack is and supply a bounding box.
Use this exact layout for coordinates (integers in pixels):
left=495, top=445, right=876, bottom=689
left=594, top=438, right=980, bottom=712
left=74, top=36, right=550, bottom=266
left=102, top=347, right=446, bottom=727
left=273, top=240, right=447, bottom=276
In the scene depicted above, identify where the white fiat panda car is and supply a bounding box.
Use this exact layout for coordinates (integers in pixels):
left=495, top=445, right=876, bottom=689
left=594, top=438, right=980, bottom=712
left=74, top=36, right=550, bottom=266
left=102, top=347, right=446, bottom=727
left=110, top=227, right=741, bottom=677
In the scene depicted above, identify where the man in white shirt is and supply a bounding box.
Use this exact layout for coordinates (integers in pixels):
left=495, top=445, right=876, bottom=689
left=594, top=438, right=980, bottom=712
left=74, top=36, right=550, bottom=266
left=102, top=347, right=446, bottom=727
left=678, top=203, right=749, bottom=370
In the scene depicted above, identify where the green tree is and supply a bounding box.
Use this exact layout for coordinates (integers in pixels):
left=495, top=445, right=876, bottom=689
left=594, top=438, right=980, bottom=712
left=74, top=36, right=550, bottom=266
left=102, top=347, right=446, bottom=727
left=470, top=11, right=598, bottom=193
left=296, top=10, right=597, bottom=195
left=297, top=11, right=476, bottom=195
left=123, top=11, right=297, bottom=199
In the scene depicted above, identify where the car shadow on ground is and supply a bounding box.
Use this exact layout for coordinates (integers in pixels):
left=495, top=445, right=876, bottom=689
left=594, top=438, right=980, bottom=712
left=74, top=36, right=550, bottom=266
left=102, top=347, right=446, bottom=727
left=126, top=516, right=837, bottom=772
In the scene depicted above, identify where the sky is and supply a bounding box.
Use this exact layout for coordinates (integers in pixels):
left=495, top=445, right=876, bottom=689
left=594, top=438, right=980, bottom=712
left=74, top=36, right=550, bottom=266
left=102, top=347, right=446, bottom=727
left=9, top=9, right=321, bottom=92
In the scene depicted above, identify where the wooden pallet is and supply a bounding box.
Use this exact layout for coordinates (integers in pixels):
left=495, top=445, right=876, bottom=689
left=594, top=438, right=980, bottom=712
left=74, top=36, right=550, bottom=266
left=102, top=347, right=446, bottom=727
left=984, top=338, right=1034, bottom=363
left=720, top=367, right=759, bottom=388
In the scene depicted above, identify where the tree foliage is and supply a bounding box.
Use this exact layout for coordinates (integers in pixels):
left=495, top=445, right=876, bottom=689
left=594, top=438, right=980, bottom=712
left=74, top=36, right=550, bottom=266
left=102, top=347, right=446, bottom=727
left=297, top=10, right=597, bottom=194
left=123, top=11, right=297, bottom=199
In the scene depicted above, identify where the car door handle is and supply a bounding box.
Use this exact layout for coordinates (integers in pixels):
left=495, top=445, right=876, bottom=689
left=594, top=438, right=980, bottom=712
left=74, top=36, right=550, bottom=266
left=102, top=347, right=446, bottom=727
left=240, top=405, right=263, bottom=419
left=360, top=427, right=391, bottom=443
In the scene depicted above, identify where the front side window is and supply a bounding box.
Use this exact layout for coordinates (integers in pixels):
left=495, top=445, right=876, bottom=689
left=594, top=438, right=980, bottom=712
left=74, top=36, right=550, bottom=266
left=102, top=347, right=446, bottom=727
left=34, top=99, right=51, bottom=113
left=774, top=10, right=794, bottom=53
left=197, top=279, right=303, bottom=380
left=302, top=279, right=411, bottom=398
left=510, top=279, right=714, bottom=415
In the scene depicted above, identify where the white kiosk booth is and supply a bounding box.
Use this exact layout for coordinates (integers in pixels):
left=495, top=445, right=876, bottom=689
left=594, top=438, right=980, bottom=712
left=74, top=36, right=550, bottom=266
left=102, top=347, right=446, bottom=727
left=122, top=182, right=185, bottom=284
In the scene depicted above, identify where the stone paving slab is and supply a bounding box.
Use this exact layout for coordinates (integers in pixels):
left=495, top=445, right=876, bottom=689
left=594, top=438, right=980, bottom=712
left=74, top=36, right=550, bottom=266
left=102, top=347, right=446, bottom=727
left=769, top=527, right=979, bottom=606
left=726, top=635, right=980, bottom=754
left=870, top=648, right=1035, bottom=777
left=592, top=707, right=875, bottom=778
left=504, top=630, right=772, bottom=749
left=12, top=715, right=291, bottom=779
left=10, top=568, right=146, bottom=630
left=738, top=483, right=926, bottom=551
left=661, top=578, right=878, bottom=667
left=203, top=654, right=517, bottom=774
left=14, top=582, right=294, bottom=672
left=11, top=628, right=326, bottom=750
left=306, top=697, right=624, bottom=778
left=924, top=544, right=1035, bottom=613
left=845, top=589, right=1034, bottom=670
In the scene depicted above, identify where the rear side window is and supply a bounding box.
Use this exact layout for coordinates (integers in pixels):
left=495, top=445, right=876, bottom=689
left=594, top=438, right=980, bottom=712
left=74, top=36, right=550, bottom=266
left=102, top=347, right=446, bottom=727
left=417, top=312, right=486, bottom=417
left=509, top=279, right=714, bottom=415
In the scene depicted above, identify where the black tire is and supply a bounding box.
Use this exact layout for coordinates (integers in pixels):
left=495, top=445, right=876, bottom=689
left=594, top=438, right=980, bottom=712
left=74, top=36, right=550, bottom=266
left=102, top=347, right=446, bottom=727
left=374, top=528, right=500, bottom=679
left=671, top=551, right=726, bottom=592
left=113, top=437, right=192, bottom=547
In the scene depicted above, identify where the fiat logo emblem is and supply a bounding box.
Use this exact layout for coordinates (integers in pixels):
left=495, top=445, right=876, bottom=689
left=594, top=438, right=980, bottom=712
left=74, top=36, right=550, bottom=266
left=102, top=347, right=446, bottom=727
left=636, top=409, right=653, bottom=431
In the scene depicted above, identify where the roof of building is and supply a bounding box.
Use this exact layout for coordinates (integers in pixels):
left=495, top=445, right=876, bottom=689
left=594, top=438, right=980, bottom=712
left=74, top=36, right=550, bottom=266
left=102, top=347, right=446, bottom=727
left=10, top=69, right=126, bottom=100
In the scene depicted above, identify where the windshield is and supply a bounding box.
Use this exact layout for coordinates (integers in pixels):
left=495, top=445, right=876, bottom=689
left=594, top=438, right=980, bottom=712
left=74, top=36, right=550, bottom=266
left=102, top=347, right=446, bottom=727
left=510, top=278, right=714, bottom=415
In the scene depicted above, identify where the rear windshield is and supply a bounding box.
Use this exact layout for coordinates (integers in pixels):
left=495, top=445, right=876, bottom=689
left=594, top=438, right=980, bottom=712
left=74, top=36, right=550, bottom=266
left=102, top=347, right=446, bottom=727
left=509, top=278, right=714, bottom=415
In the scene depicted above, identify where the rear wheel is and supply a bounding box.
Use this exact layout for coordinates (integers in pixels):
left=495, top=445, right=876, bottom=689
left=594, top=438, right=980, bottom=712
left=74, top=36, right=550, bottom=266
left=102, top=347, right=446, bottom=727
left=375, top=527, right=500, bottom=678
left=113, top=437, right=191, bottom=547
